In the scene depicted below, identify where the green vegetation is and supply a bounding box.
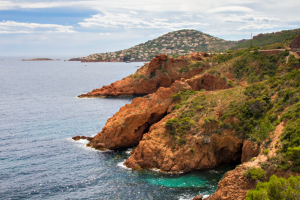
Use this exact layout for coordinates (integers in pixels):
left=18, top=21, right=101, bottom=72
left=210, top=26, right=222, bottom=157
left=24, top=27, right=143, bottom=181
left=263, top=149, right=269, bottom=155
left=162, top=46, right=300, bottom=175
left=245, top=175, right=300, bottom=200
left=243, top=167, right=266, bottom=181
left=172, top=93, right=183, bottom=101
left=230, top=28, right=300, bottom=50
left=150, top=71, right=156, bottom=79
left=178, top=66, right=190, bottom=74
left=231, top=50, right=286, bottom=81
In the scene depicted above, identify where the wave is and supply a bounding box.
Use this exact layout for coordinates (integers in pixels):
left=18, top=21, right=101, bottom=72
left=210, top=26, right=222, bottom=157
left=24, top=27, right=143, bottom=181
left=117, top=160, right=132, bottom=170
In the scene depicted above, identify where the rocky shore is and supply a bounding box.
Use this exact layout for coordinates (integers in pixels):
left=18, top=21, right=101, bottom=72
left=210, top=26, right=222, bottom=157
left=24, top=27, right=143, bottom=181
left=74, top=44, right=300, bottom=199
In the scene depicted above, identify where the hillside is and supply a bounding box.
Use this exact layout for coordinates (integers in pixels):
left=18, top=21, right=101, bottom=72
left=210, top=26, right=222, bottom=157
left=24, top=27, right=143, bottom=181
left=72, top=29, right=244, bottom=62
left=230, top=28, right=300, bottom=50
left=74, top=39, right=300, bottom=199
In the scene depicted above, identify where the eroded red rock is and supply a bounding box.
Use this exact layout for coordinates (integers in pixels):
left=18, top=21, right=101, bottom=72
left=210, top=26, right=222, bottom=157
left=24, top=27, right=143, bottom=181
left=86, top=81, right=192, bottom=149
left=206, top=165, right=256, bottom=200
left=78, top=54, right=209, bottom=98
left=241, top=140, right=259, bottom=163
left=72, top=135, right=93, bottom=141
left=124, top=118, right=243, bottom=172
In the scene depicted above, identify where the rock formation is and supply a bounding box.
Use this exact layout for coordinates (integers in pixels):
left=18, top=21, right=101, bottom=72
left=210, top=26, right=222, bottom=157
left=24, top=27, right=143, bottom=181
left=74, top=49, right=300, bottom=200
left=86, top=81, right=192, bottom=149
left=78, top=53, right=209, bottom=98
left=124, top=120, right=243, bottom=172
left=82, top=70, right=232, bottom=152
left=241, top=140, right=259, bottom=163
left=206, top=165, right=257, bottom=200
left=290, top=34, right=300, bottom=49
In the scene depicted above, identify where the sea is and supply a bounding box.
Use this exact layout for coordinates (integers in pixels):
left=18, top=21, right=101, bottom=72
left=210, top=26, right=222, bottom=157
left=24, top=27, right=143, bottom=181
left=0, top=57, right=238, bottom=200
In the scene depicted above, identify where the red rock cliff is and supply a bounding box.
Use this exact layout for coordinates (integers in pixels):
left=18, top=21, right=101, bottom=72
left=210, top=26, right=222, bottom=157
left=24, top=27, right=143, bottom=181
left=86, top=81, right=192, bottom=149
left=78, top=53, right=209, bottom=98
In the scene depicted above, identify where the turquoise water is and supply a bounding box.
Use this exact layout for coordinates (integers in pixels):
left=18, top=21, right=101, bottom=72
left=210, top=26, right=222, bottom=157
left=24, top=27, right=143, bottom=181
left=0, top=57, right=238, bottom=199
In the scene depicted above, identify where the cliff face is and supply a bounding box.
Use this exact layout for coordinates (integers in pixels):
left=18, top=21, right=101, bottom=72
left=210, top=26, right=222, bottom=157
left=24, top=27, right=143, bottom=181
left=124, top=119, right=243, bottom=172
left=86, top=81, right=192, bottom=149
left=78, top=53, right=209, bottom=98
left=206, top=165, right=257, bottom=200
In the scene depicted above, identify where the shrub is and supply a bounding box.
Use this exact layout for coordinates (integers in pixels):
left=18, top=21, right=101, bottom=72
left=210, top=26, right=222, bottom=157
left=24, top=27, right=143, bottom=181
left=190, top=148, right=195, bottom=153
left=228, top=80, right=234, bottom=86
left=203, top=117, right=218, bottom=126
left=165, top=118, right=179, bottom=130
left=178, top=66, right=190, bottom=74
left=172, top=93, right=182, bottom=101
left=150, top=71, right=156, bottom=79
left=196, top=106, right=203, bottom=111
left=247, top=73, right=260, bottom=84
left=243, top=167, right=265, bottom=181
left=172, top=104, right=181, bottom=110
left=263, top=149, right=269, bottom=155
left=286, top=147, right=300, bottom=173
left=177, top=138, right=186, bottom=146
left=245, top=175, right=300, bottom=200
left=190, top=62, right=205, bottom=69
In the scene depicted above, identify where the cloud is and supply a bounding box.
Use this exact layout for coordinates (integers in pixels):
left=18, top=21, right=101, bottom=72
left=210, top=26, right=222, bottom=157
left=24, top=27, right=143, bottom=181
left=197, top=15, right=204, bottom=18
left=0, top=20, right=75, bottom=34
left=99, top=32, right=110, bottom=35
left=237, top=24, right=278, bottom=30
left=130, top=11, right=138, bottom=15
left=78, top=13, right=210, bottom=29
left=224, top=14, right=280, bottom=23
left=208, top=6, right=253, bottom=13
left=183, top=15, right=193, bottom=19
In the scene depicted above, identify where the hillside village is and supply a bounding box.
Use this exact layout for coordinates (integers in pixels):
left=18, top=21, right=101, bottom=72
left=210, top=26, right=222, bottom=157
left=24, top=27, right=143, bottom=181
left=72, top=29, right=245, bottom=62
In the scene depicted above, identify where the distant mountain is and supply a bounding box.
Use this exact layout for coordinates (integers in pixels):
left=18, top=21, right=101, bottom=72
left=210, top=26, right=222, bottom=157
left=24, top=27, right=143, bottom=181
left=229, top=28, right=300, bottom=50
left=74, top=29, right=245, bottom=62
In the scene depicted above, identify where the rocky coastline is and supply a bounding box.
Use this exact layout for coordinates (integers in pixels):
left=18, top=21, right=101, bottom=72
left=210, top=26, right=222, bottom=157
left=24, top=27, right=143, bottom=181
left=74, top=42, right=300, bottom=199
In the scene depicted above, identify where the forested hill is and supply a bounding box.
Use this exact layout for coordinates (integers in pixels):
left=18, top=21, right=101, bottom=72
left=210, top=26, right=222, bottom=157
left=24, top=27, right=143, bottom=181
left=76, top=29, right=245, bottom=62
left=229, top=28, right=300, bottom=50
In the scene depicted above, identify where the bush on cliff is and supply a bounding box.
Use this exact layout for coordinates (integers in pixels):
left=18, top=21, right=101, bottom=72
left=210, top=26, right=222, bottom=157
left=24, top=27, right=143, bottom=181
left=245, top=175, right=300, bottom=200
left=287, top=54, right=300, bottom=71
left=243, top=167, right=265, bottom=181
left=231, top=51, right=284, bottom=81
left=172, top=93, right=183, bottom=101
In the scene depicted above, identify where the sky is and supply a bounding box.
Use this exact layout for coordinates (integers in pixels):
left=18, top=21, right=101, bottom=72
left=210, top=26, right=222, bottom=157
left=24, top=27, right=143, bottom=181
left=0, top=0, right=300, bottom=56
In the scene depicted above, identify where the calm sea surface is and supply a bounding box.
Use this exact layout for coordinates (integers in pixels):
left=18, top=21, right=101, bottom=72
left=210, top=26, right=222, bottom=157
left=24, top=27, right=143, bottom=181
left=0, top=57, right=237, bottom=200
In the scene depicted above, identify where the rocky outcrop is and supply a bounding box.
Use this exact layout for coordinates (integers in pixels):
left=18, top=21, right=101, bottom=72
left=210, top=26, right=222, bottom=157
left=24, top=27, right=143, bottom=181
left=241, top=140, right=259, bottom=163
left=78, top=53, right=209, bottom=98
left=290, top=34, right=300, bottom=49
left=206, top=165, right=257, bottom=200
left=193, top=195, right=203, bottom=200
left=124, top=116, right=243, bottom=172
left=85, top=81, right=192, bottom=149
left=80, top=70, right=233, bottom=151
left=72, top=135, right=93, bottom=141
left=186, top=74, right=231, bottom=91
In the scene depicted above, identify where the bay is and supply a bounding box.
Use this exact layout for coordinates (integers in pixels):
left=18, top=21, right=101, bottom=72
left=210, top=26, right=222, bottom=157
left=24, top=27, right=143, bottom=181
left=0, top=57, right=237, bottom=199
